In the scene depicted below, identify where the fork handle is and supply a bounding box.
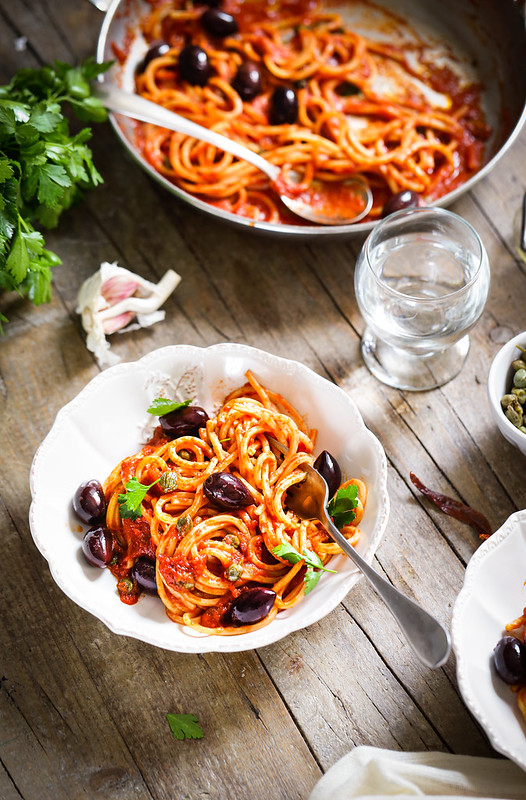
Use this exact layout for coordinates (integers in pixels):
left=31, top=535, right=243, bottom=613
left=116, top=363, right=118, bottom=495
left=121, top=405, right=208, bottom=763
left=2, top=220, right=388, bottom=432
left=322, top=514, right=451, bottom=669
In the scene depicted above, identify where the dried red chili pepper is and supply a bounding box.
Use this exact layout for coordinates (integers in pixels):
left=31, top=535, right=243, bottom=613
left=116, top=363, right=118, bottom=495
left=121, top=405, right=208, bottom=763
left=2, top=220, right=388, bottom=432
left=409, top=472, right=492, bottom=540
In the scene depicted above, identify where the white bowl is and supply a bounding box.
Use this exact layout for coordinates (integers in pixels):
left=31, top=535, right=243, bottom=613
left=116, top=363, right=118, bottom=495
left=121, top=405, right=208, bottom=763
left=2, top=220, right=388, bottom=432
left=488, top=331, right=526, bottom=457
left=29, top=343, right=389, bottom=653
left=452, top=510, right=526, bottom=771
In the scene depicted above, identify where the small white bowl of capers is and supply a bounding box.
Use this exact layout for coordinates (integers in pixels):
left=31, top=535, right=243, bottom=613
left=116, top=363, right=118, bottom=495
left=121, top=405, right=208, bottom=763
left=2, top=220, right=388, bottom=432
left=488, top=332, right=526, bottom=456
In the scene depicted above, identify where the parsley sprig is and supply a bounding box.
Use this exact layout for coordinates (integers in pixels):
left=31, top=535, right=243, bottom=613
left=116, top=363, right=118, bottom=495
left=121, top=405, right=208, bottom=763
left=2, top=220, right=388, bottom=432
left=166, top=713, right=204, bottom=741
left=0, top=58, right=110, bottom=326
left=328, top=484, right=358, bottom=529
left=272, top=542, right=336, bottom=594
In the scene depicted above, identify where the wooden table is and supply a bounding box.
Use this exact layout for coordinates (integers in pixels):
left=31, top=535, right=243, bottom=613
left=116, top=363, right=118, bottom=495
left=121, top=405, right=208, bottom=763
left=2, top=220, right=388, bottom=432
left=2, top=2, right=526, bottom=798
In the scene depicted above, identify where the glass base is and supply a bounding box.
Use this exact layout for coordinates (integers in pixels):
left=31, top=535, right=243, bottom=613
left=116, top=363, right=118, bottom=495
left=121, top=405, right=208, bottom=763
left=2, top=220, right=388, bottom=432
left=360, top=328, right=470, bottom=391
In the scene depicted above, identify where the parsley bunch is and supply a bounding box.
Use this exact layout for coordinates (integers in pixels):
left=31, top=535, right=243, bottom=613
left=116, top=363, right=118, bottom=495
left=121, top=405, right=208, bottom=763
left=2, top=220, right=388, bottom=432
left=0, top=58, right=110, bottom=326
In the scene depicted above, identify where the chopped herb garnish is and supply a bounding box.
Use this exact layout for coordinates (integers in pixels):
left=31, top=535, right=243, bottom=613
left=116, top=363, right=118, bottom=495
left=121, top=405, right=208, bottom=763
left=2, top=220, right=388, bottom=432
left=328, top=484, right=358, bottom=529
left=147, top=398, right=192, bottom=416
left=166, top=713, right=204, bottom=741
left=118, top=472, right=177, bottom=520
left=272, top=542, right=336, bottom=594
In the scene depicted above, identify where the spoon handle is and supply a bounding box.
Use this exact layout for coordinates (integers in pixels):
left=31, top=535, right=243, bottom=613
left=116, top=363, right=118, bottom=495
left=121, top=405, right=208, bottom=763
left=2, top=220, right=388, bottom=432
left=322, top=512, right=451, bottom=669
left=93, top=82, right=280, bottom=182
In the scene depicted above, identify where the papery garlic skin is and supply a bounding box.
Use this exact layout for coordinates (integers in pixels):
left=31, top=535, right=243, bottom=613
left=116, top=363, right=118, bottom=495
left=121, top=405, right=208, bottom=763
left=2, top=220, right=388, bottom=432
left=76, top=261, right=181, bottom=368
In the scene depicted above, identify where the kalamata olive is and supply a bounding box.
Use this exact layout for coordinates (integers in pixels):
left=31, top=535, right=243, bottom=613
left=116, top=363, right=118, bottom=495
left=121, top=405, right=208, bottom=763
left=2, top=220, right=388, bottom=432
left=131, top=557, right=158, bottom=596
left=232, top=61, right=262, bottom=101
left=82, top=525, right=114, bottom=568
left=270, top=86, right=298, bottom=125
left=136, top=40, right=171, bottom=73
left=203, top=472, right=254, bottom=510
left=73, top=479, right=107, bottom=524
left=178, top=44, right=211, bottom=86
left=493, top=636, right=526, bottom=684
left=313, top=451, right=342, bottom=499
left=159, top=405, right=209, bottom=439
left=382, top=190, right=424, bottom=218
left=230, top=587, right=276, bottom=625
left=201, top=8, right=238, bottom=38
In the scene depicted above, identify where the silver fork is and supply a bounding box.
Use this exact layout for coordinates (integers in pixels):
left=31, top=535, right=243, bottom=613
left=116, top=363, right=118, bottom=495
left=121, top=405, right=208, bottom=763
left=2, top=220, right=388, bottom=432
left=268, top=437, right=451, bottom=669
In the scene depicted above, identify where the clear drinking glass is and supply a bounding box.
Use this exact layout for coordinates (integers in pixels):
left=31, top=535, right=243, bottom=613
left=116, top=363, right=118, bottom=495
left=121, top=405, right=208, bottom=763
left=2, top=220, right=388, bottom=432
left=354, top=207, right=490, bottom=391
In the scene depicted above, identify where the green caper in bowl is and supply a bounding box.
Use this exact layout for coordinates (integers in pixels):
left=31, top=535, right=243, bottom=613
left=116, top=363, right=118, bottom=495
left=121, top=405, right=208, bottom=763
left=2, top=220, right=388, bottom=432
left=501, top=347, right=526, bottom=433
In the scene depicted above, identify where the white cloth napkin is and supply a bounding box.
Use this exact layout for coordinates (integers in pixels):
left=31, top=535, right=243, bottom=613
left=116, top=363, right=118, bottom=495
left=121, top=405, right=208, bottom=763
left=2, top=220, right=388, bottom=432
left=307, top=747, right=526, bottom=800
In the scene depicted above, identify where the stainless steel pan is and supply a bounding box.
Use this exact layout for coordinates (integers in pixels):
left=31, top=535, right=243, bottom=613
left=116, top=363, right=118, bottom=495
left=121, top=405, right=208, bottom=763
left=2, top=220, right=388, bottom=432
left=93, top=0, right=526, bottom=238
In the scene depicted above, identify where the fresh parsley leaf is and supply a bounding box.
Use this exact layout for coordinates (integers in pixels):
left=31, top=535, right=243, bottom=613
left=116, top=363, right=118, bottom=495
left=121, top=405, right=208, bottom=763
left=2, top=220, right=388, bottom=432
left=304, top=567, right=323, bottom=594
left=166, top=713, right=204, bottom=741
left=118, top=476, right=160, bottom=520
left=118, top=472, right=178, bottom=519
left=272, top=543, right=303, bottom=565
left=328, top=484, right=359, bottom=529
left=147, top=397, right=192, bottom=416
left=272, top=542, right=336, bottom=594
left=0, top=57, right=111, bottom=327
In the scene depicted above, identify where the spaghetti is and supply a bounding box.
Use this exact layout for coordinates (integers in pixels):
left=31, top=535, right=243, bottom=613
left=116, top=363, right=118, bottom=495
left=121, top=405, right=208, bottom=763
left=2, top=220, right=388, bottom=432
left=102, top=371, right=366, bottom=634
left=131, top=0, right=491, bottom=224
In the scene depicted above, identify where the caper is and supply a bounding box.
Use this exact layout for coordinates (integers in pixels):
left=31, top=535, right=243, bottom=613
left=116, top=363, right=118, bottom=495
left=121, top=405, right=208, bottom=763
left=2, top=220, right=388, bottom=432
left=159, top=471, right=178, bottom=491
left=512, top=387, right=526, bottom=405
left=176, top=514, right=192, bottom=534
left=514, top=369, right=526, bottom=388
left=501, top=394, right=517, bottom=408
left=225, top=563, right=243, bottom=581
left=224, top=533, right=240, bottom=548
left=512, top=359, right=526, bottom=372
left=505, top=396, right=524, bottom=427
left=176, top=579, right=195, bottom=589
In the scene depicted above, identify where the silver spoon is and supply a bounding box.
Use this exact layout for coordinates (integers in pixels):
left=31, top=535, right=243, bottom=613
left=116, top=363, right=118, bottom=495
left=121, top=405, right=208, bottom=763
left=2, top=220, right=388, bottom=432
left=93, top=82, right=373, bottom=226
left=268, top=437, right=451, bottom=669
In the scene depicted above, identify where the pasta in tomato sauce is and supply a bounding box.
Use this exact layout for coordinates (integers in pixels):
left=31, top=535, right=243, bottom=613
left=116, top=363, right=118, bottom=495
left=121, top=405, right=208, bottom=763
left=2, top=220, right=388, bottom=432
left=129, top=0, right=491, bottom=224
left=99, top=371, right=366, bottom=634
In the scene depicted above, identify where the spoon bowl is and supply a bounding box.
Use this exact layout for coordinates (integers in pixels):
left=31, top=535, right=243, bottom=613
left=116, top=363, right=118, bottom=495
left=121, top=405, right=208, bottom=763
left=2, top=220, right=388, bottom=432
left=268, top=436, right=451, bottom=669
left=94, top=82, right=373, bottom=226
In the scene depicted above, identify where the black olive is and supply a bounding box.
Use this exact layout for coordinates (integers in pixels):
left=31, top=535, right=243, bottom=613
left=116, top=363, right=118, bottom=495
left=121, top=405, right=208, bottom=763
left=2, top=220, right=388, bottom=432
left=229, top=587, right=276, bottom=625
left=131, top=557, right=158, bottom=596
left=270, top=86, right=298, bottom=125
left=203, top=472, right=254, bottom=510
left=493, top=636, right=526, bottom=684
left=82, top=526, right=114, bottom=568
left=73, top=479, right=107, bottom=524
left=232, top=61, right=262, bottom=101
left=159, top=405, right=209, bottom=439
left=178, top=44, right=211, bottom=86
left=313, top=451, right=342, bottom=499
left=136, top=41, right=171, bottom=74
left=201, top=8, right=238, bottom=38
left=382, top=190, right=424, bottom=218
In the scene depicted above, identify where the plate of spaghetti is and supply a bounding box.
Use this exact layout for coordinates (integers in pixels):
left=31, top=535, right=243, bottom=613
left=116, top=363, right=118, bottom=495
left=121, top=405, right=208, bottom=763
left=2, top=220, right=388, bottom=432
left=452, top=510, right=526, bottom=771
left=96, top=0, right=526, bottom=236
left=29, top=343, right=389, bottom=652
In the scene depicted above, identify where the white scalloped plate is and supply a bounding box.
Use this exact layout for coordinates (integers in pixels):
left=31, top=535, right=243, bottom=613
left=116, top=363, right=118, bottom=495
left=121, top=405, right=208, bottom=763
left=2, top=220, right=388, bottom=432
left=29, top=343, right=389, bottom=653
left=452, top=510, right=526, bottom=770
